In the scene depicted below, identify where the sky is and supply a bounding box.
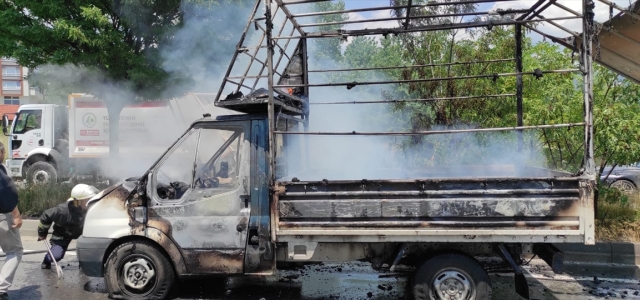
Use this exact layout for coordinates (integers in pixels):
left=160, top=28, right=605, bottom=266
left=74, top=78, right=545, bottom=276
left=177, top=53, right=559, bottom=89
left=327, top=0, right=635, bottom=44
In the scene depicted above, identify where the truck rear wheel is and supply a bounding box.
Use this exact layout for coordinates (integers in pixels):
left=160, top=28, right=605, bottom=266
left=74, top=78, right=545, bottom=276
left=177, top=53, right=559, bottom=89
left=104, top=240, right=175, bottom=300
left=26, top=161, right=57, bottom=185
left=412, top=253, right=491, bottom=300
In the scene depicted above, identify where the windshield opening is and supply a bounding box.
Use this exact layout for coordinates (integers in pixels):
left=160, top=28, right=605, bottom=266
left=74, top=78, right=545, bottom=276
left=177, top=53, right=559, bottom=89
left=13, top=109, right=42, bottom=134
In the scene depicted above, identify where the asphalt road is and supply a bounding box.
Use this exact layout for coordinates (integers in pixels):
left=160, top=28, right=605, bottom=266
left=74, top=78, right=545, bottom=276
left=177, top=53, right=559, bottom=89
left=3, top=237, right=640, bottom=300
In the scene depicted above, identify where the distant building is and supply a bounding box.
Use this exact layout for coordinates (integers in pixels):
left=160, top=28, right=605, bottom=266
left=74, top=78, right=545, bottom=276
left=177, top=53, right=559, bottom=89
left=0, top=57, right=39, bottom=120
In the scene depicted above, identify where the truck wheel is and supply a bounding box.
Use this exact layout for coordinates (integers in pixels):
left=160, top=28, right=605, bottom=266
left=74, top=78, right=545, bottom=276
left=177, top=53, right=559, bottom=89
left=412, top=253, right=491, bottom=300
left=610, top=179, right=636, bottom=193
left=104, top=240, right=175, bottom=300
left=26, top=161, right=57, bottom=185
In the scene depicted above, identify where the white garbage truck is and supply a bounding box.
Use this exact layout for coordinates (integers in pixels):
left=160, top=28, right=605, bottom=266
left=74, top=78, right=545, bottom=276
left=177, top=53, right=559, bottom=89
left=1, top=93, right=233, bottom=184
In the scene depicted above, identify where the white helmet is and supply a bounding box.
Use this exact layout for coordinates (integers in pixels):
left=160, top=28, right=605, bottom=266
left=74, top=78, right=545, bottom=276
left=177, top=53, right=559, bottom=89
left=68, top=184, right=99, bottom=202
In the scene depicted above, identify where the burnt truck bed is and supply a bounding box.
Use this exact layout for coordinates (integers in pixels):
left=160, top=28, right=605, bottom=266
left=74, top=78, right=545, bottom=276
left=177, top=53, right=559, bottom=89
left=273, top=165, right=595, bottom=245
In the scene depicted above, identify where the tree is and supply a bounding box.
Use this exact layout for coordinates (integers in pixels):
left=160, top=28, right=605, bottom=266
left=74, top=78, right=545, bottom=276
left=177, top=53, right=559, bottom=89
left=27, top=65, right=87, bottom=105
left=337, top=1, right=640, bottom=174
left=0, top=0, right=251, bottom=164
left=307, top=1, right=347, bottom=70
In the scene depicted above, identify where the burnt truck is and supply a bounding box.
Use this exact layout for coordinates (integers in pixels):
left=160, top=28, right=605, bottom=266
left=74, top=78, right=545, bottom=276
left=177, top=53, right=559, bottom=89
left=75, top=0, right=640, bottom=299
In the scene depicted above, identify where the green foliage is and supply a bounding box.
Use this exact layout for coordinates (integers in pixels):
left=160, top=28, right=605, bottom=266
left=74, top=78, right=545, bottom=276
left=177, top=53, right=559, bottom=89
left=0, top=0, right=250, bottom=103
left=596, top=184, right=639, bottom=222
left=18, top=184, right=72, bottom=217
left=27, top=65, right=82, bottom=105
left=336, top=8, right=640, bottom=173
left=599, top=183, right=630, bottom=205
left=18, top=181, right=113, bottom=217
left=0, top=0, right=170, bottom=101
left=593, top=68, right=640, bottom=173
left=307, top=1, right=347, bottom=69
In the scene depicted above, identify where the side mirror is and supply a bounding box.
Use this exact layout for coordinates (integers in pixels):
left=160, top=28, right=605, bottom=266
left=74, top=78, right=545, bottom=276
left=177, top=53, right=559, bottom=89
left=2, top=114, right=9, bottom=136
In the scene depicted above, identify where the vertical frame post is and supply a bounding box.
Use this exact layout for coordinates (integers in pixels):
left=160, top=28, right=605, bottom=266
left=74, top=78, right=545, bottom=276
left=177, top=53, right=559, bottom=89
left=582, top=0, right=595, bottom=179
left=515, top=23, right=524, bottom=152
left=265, top=0, right=277, bottom=185
left=300, top=37, right=311, bottom=173
left=582, top=0, right=596, bottom=245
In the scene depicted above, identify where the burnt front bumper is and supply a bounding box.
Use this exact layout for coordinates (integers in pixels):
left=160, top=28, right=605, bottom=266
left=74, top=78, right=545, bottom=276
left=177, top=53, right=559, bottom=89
left=77, top=236, right=113, bottom=277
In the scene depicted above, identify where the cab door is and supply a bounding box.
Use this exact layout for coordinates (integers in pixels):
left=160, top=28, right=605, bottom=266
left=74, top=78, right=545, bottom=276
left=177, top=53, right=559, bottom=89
left=11, top=108, right=44, bottom=160
left=146, top=121, right=251, bottom=274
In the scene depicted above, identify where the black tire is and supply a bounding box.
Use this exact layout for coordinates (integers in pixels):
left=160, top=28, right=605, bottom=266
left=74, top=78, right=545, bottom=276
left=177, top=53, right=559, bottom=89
left=26, top=161, right=58, bottom=185
left=610, top=179, right=636, bottom=193
left=104, top=240, right=175, bottom=300
left=412, top=253, right=492, bottom=300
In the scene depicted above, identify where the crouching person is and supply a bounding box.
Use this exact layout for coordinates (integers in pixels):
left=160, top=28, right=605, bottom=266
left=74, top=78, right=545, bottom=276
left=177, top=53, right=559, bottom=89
left=37, top=184, right=98, bottom=269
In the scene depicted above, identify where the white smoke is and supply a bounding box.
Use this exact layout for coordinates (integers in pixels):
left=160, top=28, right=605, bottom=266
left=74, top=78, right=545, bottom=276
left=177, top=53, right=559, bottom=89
left=277, top=30, right=554, bottom=181
left=24, top=1, right=256, bottom=182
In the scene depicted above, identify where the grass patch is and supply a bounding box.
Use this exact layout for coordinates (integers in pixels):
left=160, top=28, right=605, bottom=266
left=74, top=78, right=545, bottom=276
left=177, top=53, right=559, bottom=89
left=18, top=184, right=73, bottom=217
left=596, top=220, right=640, bottom=242
left=595, top=185, right=640, bottom=242
left=596, top=187, right=639, bottom=221
left=17, top=181, right=113, bottom=217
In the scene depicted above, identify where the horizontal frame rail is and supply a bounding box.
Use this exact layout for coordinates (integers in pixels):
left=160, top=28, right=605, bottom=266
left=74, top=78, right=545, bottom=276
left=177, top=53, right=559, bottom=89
left=273, top=69, right=580, bottom=88
left=278, top=220, right=581, bottom=228
left=310, top=94, right=516, bottom=105
left=274, top=122, right=585, bottom=136
left=272, top=17, right=582, bottom=39
left=282, top=189, right=580, bottom=197
left=299, top=10, right=495, bottom=28
left=307, top=59, right=515, bottom=73
left=287, top=0, right=519, bottom=12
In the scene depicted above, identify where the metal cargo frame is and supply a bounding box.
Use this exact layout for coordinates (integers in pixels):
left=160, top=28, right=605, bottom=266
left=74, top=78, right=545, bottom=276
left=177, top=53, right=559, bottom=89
left=214, top=0, right=639, bottom=245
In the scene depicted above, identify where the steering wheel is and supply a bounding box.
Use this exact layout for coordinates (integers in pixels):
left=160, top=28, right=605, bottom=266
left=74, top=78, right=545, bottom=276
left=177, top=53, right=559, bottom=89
left=195, top=176, right=219, bottom=189
left=193, top=162, right=220, bottom=189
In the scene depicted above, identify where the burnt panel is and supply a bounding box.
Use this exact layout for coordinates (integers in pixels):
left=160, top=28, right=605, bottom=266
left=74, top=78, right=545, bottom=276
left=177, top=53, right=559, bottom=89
left=183, top=249, right=245, bottom=274
left=279, top=197, right=579, bottom=219
left=279, top=199, right=383, bottom=218
left=277, top=175, right=585, bottom=230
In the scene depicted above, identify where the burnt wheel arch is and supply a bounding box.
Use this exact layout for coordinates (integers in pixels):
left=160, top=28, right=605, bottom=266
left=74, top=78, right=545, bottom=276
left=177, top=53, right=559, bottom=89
left=102, top=236, right=180, bottom=278
left=23, top=154, right=56, bottom=176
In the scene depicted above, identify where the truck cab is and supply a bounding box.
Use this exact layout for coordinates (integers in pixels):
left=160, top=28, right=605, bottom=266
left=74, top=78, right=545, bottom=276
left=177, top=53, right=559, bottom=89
left=2, top=104, right=69, bottom=183
left=77, top=114, right=275, bottom=299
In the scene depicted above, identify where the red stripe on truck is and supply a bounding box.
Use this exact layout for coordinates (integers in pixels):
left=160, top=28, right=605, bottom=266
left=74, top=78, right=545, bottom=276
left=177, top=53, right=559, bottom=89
left=74, top=101, right=169, bottom=108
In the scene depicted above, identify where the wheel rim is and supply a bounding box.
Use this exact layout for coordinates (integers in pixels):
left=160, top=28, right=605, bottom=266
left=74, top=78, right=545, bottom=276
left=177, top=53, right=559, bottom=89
left=33, top=170, right=50, bottom=185
left=119, top=255, right=157, bottom=295
left=611, top=180, right=636, bottom=193
left=431, top=270, right=473, bottom=300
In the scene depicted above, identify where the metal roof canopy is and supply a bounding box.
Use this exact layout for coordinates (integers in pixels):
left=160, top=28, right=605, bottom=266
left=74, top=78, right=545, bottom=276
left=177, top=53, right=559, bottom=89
left=213, top=0, right=599, bottom=188
left=213, top=0, right=597, bottom=114
left=529, top=0, right=640, bottom=84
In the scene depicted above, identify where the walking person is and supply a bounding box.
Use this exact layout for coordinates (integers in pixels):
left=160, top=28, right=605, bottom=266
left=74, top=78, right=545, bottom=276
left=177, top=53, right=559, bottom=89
left=37, top=184, right=97, bottom=269
left=0, top=142, right=23, bottom=300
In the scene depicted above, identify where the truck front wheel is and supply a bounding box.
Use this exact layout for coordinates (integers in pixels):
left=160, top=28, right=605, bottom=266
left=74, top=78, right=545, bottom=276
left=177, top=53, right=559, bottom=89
left=412, top=253, right=492, bottom=300
left=104, top=240, right=175, bottom=300
left=26, top=161, right=57, bottom=185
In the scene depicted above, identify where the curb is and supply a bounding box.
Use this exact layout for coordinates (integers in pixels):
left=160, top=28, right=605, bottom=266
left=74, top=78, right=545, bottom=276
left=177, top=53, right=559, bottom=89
left=555, top=242, right=640, bottom=265
left=19, top=219, right=50, bottom=237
